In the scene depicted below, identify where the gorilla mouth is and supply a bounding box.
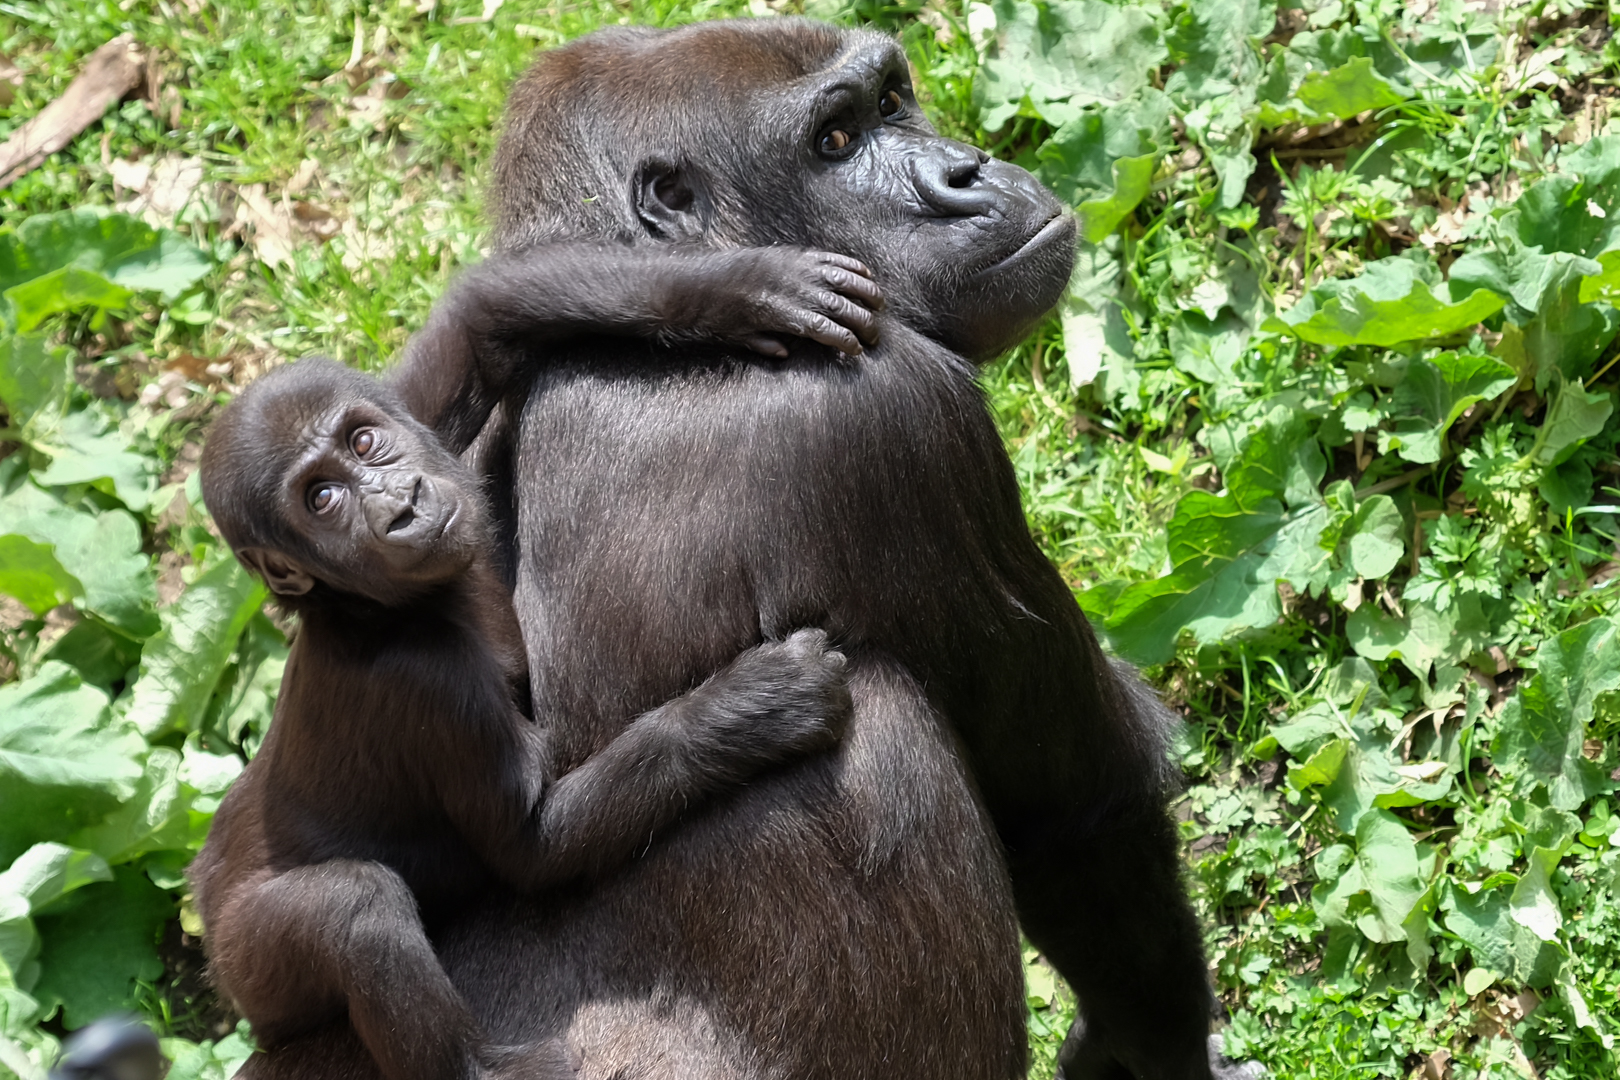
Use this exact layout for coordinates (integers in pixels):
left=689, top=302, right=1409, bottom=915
left=977, top=212, right=1072, bottom=276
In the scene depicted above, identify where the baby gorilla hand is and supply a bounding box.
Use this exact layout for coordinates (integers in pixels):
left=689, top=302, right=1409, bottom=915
left=750, top=627, right=854, bottom=745
left=679, top=628, right=852, bottom=781
left=679, top=248, right=884, bottom=359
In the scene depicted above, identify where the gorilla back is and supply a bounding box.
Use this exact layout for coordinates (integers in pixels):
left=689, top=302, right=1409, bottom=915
left=445, top=19, right=1220, bottom=1080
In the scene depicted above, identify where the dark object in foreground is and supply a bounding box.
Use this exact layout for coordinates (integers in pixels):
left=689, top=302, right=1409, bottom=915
left=191, top=359, right=852, bottom=1080
left=51, top=1017, right=162, bottom=1080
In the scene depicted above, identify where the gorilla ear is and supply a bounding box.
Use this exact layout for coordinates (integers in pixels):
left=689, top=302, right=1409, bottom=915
left=239, top=548, right=317, bottom=596
left=634, top=162, right=705, bottom=241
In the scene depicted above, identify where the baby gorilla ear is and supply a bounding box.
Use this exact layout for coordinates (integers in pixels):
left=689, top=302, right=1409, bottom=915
left=239, top=548, right=317, bottom=596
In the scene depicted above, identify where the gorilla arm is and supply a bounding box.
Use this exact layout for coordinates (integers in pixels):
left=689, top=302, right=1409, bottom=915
left=440, top=630, right=851, bottom=891
left=388, top=244, right=885, bottom=454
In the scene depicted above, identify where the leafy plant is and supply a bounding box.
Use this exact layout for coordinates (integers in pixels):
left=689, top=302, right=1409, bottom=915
left=4, top=0, right=1620, bottom=1077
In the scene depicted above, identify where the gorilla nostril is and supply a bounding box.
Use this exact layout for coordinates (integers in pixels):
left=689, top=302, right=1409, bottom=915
left=410, top=477, right=423, bottom=506
left=387, top=507, right=415, bottom=534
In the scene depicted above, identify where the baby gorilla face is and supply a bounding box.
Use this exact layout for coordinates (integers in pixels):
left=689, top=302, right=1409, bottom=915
left=200, top=357, right=487, bottom=609
left=287, top=400, right=479, bottom=598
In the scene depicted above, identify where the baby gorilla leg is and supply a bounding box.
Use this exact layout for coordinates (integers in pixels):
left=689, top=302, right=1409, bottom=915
left=211, top=860, right=542, bottom=1080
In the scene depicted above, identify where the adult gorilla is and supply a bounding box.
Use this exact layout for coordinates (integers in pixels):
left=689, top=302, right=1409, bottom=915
left=277, top=18, right=1250, bottom=1080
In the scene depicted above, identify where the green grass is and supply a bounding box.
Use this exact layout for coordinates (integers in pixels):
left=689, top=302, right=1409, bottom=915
left=3, top=0, right=1620, bottom=1078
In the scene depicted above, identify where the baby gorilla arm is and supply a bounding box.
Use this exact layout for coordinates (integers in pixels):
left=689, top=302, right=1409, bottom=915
left=388, top=244, right=884, bottom=453
left=445, top=629, right=851, bottom=890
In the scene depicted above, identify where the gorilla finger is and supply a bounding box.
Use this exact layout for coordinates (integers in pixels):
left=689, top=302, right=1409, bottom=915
left=742, top=334, right=791, bottom=358
left=823, top=267, right=885, bottom=310
left=814, top=252, right=875, bottom=279
left=799, top=313, right=863, bottom=357
left=819, top=293, right=881, bottom=346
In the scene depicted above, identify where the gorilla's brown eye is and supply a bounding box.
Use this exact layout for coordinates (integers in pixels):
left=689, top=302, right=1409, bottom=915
left=351, top=429, right=376, bottom=456
left=880, top=91, right=903, bottom=117
left=819, top=129, right=852, bottom=155
left=308, top=484, right=337, bottom=512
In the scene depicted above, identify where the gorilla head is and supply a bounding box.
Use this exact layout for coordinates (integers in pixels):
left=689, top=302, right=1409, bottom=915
left=493, top=19, right=1076, bottom=362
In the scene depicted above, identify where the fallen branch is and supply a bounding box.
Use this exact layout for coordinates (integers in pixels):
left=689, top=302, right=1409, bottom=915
left=0, top=35, right=143, bottom=188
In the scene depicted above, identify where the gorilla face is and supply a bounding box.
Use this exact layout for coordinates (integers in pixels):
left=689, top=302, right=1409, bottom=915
left=771, top=32, right=1076, bottom=360
left=494, top=20, right=1076, bottom=363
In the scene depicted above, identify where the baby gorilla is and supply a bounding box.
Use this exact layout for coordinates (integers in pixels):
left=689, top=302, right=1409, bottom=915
left=192, top=239, right=877, bottom=1080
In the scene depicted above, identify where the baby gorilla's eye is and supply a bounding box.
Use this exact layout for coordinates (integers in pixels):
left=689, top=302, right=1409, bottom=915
left=308, top=484, right=337, bottom=513
left=351, top=428, right=376, bottom=457
left=880, top=90, right=903, bottom=118
left=819, top=129, right=853, bottom=155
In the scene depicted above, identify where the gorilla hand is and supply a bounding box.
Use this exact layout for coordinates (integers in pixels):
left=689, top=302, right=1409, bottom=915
left=663, top=248, right=884, bottom=359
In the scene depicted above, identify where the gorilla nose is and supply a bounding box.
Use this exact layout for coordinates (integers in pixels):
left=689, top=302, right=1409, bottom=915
left=915, top=142, right=997, bottom=217
left=385, top=479, right=423, bottom=534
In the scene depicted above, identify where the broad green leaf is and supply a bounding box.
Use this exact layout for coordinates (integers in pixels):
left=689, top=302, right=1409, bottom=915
left=1094, top=410, right=1327, bottom=663
left=1289, top=736, right=1349, bottom=791
left=1293, top=56, right=1402, bottom=119
left=0, top=469, right=157, bottom=637
left=39, top=620, right=142, bottom=692
left=1491, top=615, right=1619, bottom=811
left=1059, top=240, right=1136, bottom=396
left=1448, top=242, right=1601, bottom=318
left=1403, top=880, right=1439, bottom=970
left=1168, top=309, right=1247, bottom=386
left=31, top=867, right=172, bottom=1029
left=1378, top=351, right=1516, bottom=464
left=1036, top=90, right=1171, bottom=206
left=1560, top=969, right=1616, bottom=1051
left=1343, top=495, right=1404, bottom=580
left=1462, top=966, right=1497, bottom=996
left=1448, top=240, right=1618, bottom=388
left=0, top=664, right=145, bottom=866
left=32, top=410, right=158, bottom=513
left=0, top=334, right=70, bottom=427
left=69, top=749, right=192, bottom=864
left=162, top=1035, right=254, bottom=1080
left=0, top=535, right=82, bottom=614
left=1345, top=596, right=1489, bottom=680
left=1265, top=257, right=1504, bottom=347
left=4, top=268, right=133, bottom=334
left=1260, top=56, right=1405, bottom=126
left=1578, top=249, right=1620, bottom=303
left=1078, top=153, right=1156, bottom=242
left=1541, top=456, right=1594, bottom=517
left=977, top=0, right=1166, bottom=129
left=1458, top=247, right=1620, bottom=390
left=1182, top=95, right=1255, bottom=209
left=0, top=895, right=36, bottom=994
left=1312, top=809, right=1425, bottom=943
left=178, top=739, right=244, bottom=814
left=203, top=611, right=289, bottom=752
left=1270, top=703, right=1349, bottom=760
left=124, top=558, right=268, bottom=738
left=0, top=846, right=110, bottom=914
left=1529, top=379, right=1613, bottom=468
left=0, top=209, right=209, bottom=302
left=1164, top=0, right=1275, bottom=104
left=1093, top=493, right=1295, bottom=663
left=1514, top=135, right=1620, bottom=259
left=1442, top=882, right=1562, bottom=988
left=1509, top=846, right=1563, bottom=942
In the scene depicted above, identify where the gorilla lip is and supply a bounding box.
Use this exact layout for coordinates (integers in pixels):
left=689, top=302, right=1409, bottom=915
left=977, top=212, right=1072, bottom=276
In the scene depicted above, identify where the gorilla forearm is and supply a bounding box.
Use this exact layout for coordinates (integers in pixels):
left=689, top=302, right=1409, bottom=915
left=449, top=629, right=849, bottom=890
left=389, top=244, right=882, bottom=454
